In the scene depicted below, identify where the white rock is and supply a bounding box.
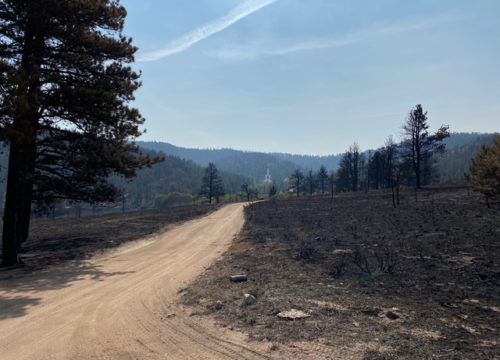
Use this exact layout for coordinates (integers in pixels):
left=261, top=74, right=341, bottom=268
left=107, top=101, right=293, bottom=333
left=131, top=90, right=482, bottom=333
left=277, top=309, right=310, bottom=320
left=243, top=294, right=257, bottom=305
left=214, top=301, right=224, bottom=310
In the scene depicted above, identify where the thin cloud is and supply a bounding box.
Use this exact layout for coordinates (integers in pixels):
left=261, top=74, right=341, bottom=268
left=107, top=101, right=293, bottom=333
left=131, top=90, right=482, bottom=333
left=207, top=13, right=463, bottom=61
left=139, top=0, right=278, bottom=62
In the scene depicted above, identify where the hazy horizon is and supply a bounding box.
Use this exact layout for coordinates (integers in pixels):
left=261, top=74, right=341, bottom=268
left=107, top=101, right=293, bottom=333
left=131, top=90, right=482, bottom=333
left=123, top=0, right=500, bottom=155
left=139, top=131, right=497, bottom=158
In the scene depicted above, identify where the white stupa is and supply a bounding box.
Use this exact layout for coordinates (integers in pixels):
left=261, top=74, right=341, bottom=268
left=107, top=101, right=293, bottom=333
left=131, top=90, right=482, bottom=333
left=264, top=168, right=272, bottom=183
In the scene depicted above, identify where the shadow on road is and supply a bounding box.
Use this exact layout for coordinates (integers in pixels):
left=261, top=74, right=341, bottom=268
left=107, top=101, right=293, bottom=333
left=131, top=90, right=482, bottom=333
left=0, top=260, right=134, bottom=319
left=0, top=295, right=42, bottom=320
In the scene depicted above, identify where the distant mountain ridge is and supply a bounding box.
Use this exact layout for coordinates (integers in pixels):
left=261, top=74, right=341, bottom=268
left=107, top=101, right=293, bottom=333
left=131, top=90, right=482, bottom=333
left=138, top=132, right=497, bottom=184
left=137, top=141, right=314, bottom=184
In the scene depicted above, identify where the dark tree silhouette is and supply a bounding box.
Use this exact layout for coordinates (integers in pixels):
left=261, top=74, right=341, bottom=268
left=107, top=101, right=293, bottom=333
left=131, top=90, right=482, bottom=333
left=383, top=136, right=400, bottom=207
left=336, top=143, right=361, bottom=192
left=318, top=165, right=328, bottom=194
left=329, top=171, right=335, bottom=198
left=0, top=0, right=156, bottom=266
left=350, top=143, right=360, bottom=192
left=214, top=177, right=225, bottom=203
left=268, top=182, right=277, bottom=198
left=402, top=104, right=449, bottom=189
left=290, top=169, right=304, bottom=197
left=306, top=169, right=316, bottom=196
left=368, top=151, right=386, bottom=189
left=200, top=163, right=224, bottom=204
left=241, top=183, right=251, bottom=201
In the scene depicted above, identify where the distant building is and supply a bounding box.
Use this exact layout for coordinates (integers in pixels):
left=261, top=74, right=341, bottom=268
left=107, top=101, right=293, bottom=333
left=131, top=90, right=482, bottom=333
left=264, top=168, right=272, bottom=183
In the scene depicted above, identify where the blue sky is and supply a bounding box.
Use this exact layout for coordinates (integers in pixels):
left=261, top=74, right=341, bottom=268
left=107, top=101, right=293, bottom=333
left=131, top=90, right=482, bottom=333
left=122, top=0, right=500, bottom=155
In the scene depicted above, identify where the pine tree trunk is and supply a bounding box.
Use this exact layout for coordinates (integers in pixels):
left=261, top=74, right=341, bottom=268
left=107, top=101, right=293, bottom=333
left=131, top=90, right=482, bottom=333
left=2, top=143, right=24, bottom=266
left=8, top=5, right=43, bottom=253
left=415, top=156, right=421, bottom=189
left=18, top=139, right=37, bottom=246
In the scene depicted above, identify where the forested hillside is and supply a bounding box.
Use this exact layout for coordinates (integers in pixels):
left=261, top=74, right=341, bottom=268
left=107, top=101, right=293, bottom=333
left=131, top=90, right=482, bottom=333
left=138, top=141, right=301, bottom=184
left=139, top=132, right=497, bottom=184
left=442, top=132, right=495, bottom=150
left=112, top=150, right=246, bottom=208
left=270, top=153, right=342, bottom=170
left=0, top=147, right=247, bottom=211
left=435, top=133, right=498, bottom=184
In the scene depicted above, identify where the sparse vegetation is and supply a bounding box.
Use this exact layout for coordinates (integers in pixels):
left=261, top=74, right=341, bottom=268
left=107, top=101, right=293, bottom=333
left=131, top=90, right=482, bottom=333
left=182, top=189, right=500, bottom=359
left=154, top=192, right=194, bottom=208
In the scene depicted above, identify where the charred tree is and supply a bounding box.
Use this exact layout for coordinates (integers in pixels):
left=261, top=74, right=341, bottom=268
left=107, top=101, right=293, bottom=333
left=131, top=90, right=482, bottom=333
left=318, top=165, right=328, bottom=194
left=402, top=104, right=449, bottom=189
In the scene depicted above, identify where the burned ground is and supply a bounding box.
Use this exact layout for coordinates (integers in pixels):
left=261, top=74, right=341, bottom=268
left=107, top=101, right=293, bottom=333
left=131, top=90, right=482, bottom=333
left=181, top=190, right=500, bottom=359
left=0, top=205, right=219, bottom=271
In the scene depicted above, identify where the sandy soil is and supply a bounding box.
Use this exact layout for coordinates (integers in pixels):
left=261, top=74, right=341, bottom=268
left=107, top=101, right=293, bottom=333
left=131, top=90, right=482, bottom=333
left=0, top=203, right=267, bottom=360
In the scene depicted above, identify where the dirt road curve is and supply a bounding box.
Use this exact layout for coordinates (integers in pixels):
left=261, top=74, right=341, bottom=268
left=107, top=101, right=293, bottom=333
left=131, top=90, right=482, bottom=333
left=0, top=204, right=267, bottom=360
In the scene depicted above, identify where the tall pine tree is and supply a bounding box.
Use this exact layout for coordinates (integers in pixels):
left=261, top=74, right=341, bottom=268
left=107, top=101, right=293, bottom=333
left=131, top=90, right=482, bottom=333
left=0, top=1, right=156, bottom=266
left=402, top=104, right=449, bottom=189
left=200, top=163, right=224, bottom=204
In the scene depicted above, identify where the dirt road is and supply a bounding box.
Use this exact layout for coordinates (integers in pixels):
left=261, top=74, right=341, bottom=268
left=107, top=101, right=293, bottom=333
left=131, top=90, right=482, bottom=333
left=0, top=203, right=267, bottom=360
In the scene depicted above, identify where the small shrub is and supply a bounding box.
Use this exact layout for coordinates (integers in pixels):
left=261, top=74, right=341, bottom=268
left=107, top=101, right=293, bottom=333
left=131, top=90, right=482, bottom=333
left=374, top=243, right=399, bottom=274
left=154, top=192, right=193, bottom=208
left=350, top=246, right=372, bottom=274
left=295, top=242, right=316, bottom=261
left=330, top=253, right=349, bottom=277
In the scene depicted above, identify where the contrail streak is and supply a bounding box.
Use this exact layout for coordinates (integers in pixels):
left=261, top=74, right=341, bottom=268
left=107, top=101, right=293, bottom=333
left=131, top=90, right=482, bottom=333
left=139, top=0, right=278, bottom=61
left=206, top=13, right=463, bottom=61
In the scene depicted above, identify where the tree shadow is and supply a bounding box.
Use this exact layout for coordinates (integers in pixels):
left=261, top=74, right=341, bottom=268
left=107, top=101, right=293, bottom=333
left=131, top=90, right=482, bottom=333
left=0, top=260, right=134, bottom=293
left=0, top=294, right=42, bottom=320
left=0, top=260, right=134, bottom=319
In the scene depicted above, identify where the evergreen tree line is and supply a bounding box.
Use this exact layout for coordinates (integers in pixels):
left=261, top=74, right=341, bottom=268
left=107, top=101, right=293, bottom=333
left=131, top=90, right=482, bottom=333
left=112, top=151, right=246, bottom=209
left=289, top=105, right=450, bottom=199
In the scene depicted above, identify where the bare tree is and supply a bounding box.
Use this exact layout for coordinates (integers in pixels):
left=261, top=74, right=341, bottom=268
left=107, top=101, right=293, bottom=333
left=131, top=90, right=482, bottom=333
left=318, top=165, right=328, bottom=194
left=384, top=136, right=399, bottom=208
left=329, top=171, right=336, bottom=198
